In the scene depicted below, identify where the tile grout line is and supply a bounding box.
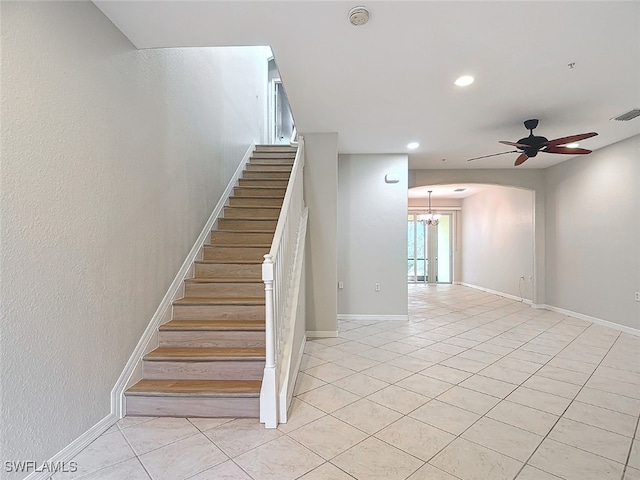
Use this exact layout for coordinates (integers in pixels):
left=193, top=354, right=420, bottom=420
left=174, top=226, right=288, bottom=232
left=619, top=378, right=640, bottom=480
left=512, top=330, right=624, bottom=480
left=330, top=289, right=629, bottom=479
left=298, top=292, right=576, bottom=477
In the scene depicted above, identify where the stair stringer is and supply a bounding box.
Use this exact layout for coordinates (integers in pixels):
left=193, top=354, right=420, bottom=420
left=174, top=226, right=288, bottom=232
left=110, top=143, right=255, bottom=418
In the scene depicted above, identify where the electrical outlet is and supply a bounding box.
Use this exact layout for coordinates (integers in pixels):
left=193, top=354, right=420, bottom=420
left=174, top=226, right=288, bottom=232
left=520, top=275, right=525, bottom=281
left=529, top=276, right=533, bottom=282
left=635, top=292, right=640, bottom=302
left=338, top=281, right=344, bottom=289
left=375, top=283, right=380, bottom=292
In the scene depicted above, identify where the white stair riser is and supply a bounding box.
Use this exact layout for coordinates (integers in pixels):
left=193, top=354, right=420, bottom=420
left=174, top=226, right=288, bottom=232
left=203, top=246, right=267, bottom=262
left=172, top=304, right=265, bottom=320
left=217, top=218, right=277, bottom=231
left=250, top=152, right=296, bottom=159
left=242, top=171, right=291, bottom=179
left=227, top=197, right=283, bottom=207
left=125, top=395, right=259, bottom=418
left=223, top=207, right=280, bottom=219
left=184, top=281, right=264, bottom=298
left=143, top=360, right=264, bottom=380
left=194, top=263, right=261, bottom=278
left=245, top=158, right=293, bottom=172
left=255, top=145, right=297, bottom=152
left=210, top=231, right=274, bottom=245
left=238, top=179, right=289, bottom=188
left=159, top=330, right=265, bottom=348
left=233, top=186, right=286, bottom=197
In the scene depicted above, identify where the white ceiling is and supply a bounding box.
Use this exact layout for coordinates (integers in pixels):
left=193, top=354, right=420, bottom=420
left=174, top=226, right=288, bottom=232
left=95, top=1, right=640, bottom=171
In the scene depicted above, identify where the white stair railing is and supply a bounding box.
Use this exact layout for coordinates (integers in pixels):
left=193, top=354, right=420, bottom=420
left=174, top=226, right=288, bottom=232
left=260, top=137, right=306, bottom=428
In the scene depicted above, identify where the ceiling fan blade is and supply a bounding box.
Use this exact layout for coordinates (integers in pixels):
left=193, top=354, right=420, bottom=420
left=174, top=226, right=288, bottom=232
left=514, top=153, right=529, bottom=166
left=545, top=132, right=598, bottom=147
left=499, top=140, right=530, bottom=148
left=467, top=150, right=518, bottom=161
left=543, top=146, right=592, bottom=155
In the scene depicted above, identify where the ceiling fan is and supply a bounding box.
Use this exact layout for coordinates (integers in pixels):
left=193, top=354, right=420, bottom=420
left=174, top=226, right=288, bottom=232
left=468, top=119, right=598, bottom=166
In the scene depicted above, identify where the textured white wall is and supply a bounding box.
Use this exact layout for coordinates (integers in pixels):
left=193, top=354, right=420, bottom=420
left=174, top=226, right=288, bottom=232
left=302, top=133, right=339, bottom=335
left=338, top=154, right=408, bottom=316
left=0, top=2, right=267, bottom=473
left=545, top=135, right=640, bottom=330
left=461, top=186, right=535, bottom=300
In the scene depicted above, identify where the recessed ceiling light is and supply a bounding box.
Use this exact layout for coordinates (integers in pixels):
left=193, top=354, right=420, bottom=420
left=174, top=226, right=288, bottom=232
left=565, top=143, right=580, bottom=148
left=407, top=142, right=419, bottom=150
left=454, top=75, right=474, bottom=87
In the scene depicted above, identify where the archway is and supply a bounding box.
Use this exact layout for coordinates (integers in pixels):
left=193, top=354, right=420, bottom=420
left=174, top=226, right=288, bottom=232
left=409, top=169, right=544, bottom=306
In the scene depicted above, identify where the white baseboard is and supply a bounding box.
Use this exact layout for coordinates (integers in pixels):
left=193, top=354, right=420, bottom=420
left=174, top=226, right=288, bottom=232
left=540, top=304, right=640, bottom=337
left=462, top=283, right=639, bottom=337
left=24, top=414, right=118, bottom=480
left=461, top=283, right=532, bottom=305
left=306, top=330, right=339, bottom=338
left=109, top=143, right=255, bottom=418
left=337, top=314, right=409, bottom=322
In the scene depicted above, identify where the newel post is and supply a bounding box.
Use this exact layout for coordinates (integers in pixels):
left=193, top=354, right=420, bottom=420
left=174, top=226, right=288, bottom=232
left=260, top=254, right=278, bottom=427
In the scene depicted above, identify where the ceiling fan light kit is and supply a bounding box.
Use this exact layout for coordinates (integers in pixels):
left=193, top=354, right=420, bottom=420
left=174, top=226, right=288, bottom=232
left=467, top=119, right=598, bottom=166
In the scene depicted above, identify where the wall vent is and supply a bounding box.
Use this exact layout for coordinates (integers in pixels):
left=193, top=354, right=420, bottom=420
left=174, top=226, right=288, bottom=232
left=611, top=109, right=640, bottom=121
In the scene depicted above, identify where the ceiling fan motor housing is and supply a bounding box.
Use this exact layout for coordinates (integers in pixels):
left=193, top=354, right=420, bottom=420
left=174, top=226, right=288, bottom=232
left=517, top=135, right=548, bottom=157
left=519, top=120, right=546, bottom=156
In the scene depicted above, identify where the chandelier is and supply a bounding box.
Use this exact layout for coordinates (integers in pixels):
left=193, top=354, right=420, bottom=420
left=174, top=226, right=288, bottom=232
left=418, top=190, right=439, bottom=226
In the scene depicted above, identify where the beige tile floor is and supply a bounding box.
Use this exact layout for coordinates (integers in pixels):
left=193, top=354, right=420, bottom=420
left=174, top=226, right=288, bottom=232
left=55, top=285, right=640, bottom=480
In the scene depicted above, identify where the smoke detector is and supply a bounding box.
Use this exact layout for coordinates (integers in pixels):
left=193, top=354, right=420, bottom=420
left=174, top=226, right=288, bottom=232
left=349, top=6, right=370, bottom=26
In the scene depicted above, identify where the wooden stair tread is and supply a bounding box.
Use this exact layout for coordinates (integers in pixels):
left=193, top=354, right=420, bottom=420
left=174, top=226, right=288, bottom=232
left=126, top=379, right=261, bottom=397
left=160, top=320, right=265, bottom=331
left=221, top=216, right=278, bottom=220
left=256, top=144, right=297, bottom=148
left=209, top=229, right=275, bottom=234
left=205, top=243, right=271, bottom=248
left=173, top=297, right=265, bottom=306
left=245, top=168, right=292, bottom=172
left=193, top=259, right=264, bottom=265
left=225, top=205, right=281, bottom=209
left=228, top=195, right=285, bottom=199
left=184, top=277, right=264, bottom=284
left=249, top=163, right=293, bottom=167
left=145, top=346, right=265, bottom=361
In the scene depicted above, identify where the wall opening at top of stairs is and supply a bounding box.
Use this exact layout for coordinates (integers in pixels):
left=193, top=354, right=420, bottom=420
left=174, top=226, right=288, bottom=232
left=268, top=57, right=295, bottom=145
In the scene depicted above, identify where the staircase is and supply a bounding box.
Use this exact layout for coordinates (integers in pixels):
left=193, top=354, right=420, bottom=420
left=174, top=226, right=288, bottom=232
left=125, top=145, right=297, bottom=418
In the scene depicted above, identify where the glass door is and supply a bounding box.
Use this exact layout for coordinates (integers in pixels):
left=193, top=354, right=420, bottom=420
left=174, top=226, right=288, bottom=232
left=408, top=214, right=427, bottom=282
left=436, top=213, right=452, bottom=283
left=408, top=213, right=452, bottom=284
